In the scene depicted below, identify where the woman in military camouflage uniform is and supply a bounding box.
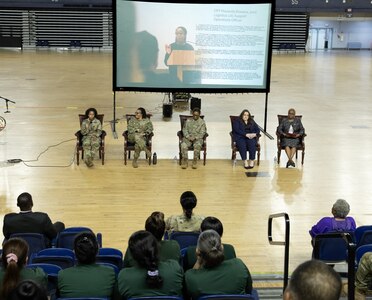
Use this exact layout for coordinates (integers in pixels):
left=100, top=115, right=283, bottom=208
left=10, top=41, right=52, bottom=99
left=81, top=108, right=102, bottom=167
left=127, top=107, right=153, bottom=168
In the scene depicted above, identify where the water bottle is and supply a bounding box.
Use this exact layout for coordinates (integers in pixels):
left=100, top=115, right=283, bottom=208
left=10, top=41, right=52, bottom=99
left=152, top=152, right=157, bottom=165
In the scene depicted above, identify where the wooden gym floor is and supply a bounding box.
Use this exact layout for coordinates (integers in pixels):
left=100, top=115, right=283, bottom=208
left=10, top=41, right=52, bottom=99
left=0, top=48, right=372, bottom=277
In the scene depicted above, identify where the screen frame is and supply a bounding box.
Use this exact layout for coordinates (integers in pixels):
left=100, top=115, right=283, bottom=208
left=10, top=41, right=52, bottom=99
left=113, top=0, right=276, bottom=93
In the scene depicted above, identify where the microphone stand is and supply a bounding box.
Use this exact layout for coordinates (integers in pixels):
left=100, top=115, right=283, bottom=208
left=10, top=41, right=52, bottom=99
left=0, top=96, right=16, bottom=113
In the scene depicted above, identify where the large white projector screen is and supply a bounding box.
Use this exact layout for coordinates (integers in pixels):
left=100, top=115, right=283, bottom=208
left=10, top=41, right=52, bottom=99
left=114, top=0, right=274, bottom=93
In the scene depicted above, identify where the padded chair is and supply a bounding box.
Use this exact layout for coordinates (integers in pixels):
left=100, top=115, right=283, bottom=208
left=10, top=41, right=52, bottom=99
left=96, top=247, right=123, bottom=270
left=37, top=248, right=76, bottom=260
left=122, top=114, right=154, bottom=165
left=75, top=114, right=106, bottom=165
left=9, top=233, right=48, bottom=260
left=177, top=115, right=208, bottom=165
left=55, top=227, right=102, bottom=250
left=27, top=263, right=62, bottom=294
left=312, top=232, right=353, bottom=265
left=96, top=262, right=120, bottom=276
left=356, top=230, right=372, bottom=248
left=198, top=290, right=260, bottom=300
left=355, top=226, right=372, bottom=246
left=276, top=114, right=306, bottom=165
left=31, top=255, right=75, bottom=269
left=169, top=231, right=200, bottom=251
left=229, top=115, right=261, bottom=165
left=355, top=244, right=372, bottom=266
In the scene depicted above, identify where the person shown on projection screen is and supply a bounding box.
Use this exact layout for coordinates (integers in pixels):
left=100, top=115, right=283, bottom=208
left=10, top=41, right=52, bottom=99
left=164, top=26, right=194, bottom=81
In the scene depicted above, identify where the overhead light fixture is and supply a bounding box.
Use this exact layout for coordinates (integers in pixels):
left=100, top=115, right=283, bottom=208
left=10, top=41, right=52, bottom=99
left=343, top=0, right=346, bottom=3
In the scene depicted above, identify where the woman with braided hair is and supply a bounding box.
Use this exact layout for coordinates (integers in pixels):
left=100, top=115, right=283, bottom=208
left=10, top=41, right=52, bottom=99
left=117, top=230, right=183, bottom=299
left=185, top=229, right=253, bottom=299
left=0, top=238, right=47, bottom=300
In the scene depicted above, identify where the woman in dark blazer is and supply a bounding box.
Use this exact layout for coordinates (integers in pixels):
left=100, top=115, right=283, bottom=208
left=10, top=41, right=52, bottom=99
left=232, top=109, right=260, bottom=169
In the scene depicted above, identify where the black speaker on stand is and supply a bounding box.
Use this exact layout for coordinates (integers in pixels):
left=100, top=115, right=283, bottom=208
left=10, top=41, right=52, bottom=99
left=163, top=103, right=173, bottom=118
left=190, top=97, right=201, bottom=111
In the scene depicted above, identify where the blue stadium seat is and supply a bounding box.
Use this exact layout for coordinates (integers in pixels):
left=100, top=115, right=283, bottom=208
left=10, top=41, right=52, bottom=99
left=56, top=227, right=102, bottom=249
left=169, top=231, right=200, bottom=250
left=198, top=291, right=259, bottom=300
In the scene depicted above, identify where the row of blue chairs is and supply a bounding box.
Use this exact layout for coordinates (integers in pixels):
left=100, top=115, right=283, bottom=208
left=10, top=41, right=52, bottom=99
left=55, top=294, right=260, bottom=300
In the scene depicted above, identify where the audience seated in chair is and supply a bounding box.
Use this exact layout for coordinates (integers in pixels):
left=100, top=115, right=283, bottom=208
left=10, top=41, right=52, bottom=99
left=123, top=211, right=180, bottom=267
left=2, top=192, right=65, bottom=247
left=165, top=191, right=204, bottom=237
left=75, top=108, right=106, bottom=167
left=123, top=107, right=154, bottom=168
left=7, top=279, right=48, bottom=300
left=0, top=238, right=48, bottom=299
left=184, top=230, right=252, bottom=299
left=283, top=259, right=342, bottom=300
left=276, top=108, right=305, bottom=168
left=231, top=110, right=261, bottom=169
left=117, top=230, right=183, bottom=300
left=354, top=252, right=372, bottom=300
left=183, top=217, right=236, bottom=271
left=178, top=108, right=208, bottom=169
left=57, top=232, right=116, bottom=299
left=309, top=199, right=356, bottom=245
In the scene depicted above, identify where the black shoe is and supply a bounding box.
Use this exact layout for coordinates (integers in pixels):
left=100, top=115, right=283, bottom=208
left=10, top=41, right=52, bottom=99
left=286, top=161, right=290, bottom=168
left=244, top=166, right=249, bottom=169
left=291, top=161, right=296, bottom=167
left=247, top=166, right=253, bottom=169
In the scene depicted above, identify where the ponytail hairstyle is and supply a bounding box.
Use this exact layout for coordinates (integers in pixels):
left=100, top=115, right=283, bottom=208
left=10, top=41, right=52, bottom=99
left=180, top=191, right=197, bottom=219
left=145, top=211, right=166, bottom=241
left=73, top=232, right=99, bottom=265
left=128, top=230, right=163, bottom=288
left=197, top=229, right=224, bottom=268
left=1, top=238, right=29, bottom=299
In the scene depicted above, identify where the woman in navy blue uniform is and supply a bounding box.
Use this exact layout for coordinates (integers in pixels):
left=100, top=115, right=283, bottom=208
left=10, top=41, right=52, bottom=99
left=233, top=109, right=260, bottom=169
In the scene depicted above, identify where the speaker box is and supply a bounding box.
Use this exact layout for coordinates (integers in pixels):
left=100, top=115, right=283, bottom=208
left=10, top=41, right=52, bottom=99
left=190, top=97, right=201, bottom=111
left=162, top=103, right=173, bottom=118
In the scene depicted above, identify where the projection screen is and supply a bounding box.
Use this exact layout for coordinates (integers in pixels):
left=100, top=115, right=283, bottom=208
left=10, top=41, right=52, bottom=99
left=113, top=0, right=275, bottom=93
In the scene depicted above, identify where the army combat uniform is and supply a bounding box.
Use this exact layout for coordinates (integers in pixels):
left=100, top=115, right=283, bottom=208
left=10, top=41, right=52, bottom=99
left=181, top=117, right=206, bottom=169
left=127, top=117, right=153, bottom=167
left=81, top=118, right=102, bottom=167
left=355, top=252, right=372, bottom=300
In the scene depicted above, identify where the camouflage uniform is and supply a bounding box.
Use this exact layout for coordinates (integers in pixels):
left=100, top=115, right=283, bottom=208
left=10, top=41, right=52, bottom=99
left=181, top=118, right=206, bottom=167
left=127, top=117, right=153, bottom=164
left=81, top=118, right=102, bottom=167
left=165, top=213, right=205, bottom=236
left=355, top=252, right=372, bottom=299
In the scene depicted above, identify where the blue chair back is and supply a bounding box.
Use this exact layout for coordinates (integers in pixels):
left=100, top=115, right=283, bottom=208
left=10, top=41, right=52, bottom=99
left=37, top=248, right=75, bottom=260
left=357, top=230, right=372, bottom=248
left=129, top=297, right=183, bottom=300
left=355, top=245, right=372, bottom=266
left=355, top=226, right=372, bottom=244
left=96, top=254, right=123, bottom=270
left=96, top=262, right=120, bottom=276
left=9, top=233, right=48, bottom=260
left=313, top=232, right=352, bottom=263
left=98, top=247, right=123, bottom=258
left=27, top=263, right=62, bottom=276
left=169, top=231, right=200, bottom=250
left=31, top=255, right=75, bottom=269
left=56, top=227, right=102, bottom=249
left=56, top=298, right=108, bottom=300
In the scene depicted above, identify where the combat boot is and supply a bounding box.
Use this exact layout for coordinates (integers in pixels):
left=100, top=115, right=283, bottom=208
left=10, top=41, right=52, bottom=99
left=181, top=158, right=188, bottom=169
left=146, top=149, right=152, bottom=165
left=132, top=151, right=140, bottom=168
left=192, top=157, right=198, bottom=169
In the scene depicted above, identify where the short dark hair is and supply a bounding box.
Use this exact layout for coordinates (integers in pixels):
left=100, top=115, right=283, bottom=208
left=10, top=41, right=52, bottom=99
left=74, top=232, right=98, bottom=265
left=17, top=193, right=33, bottom=211
left=192, top=107, right=201, bottom=115
left=85, top=108, right=98, bottom=118
left=135, top=31, right=159, bottom=71
left=180, top=191, right=197, bottom=219
left=8, top=280, right=48, bottom=300
left=285, top=260, right=342, bottom=300
left=137, top=107, right=147, bottom=118
left=145, top=212, right=165, bottom=241
left=177, top=26, right=187, bottom=35
left=201, top=217, right=223, bottom=237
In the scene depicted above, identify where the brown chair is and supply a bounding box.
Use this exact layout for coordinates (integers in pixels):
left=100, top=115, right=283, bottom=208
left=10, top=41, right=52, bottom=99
left=122, top=114, right=154, bottom=165
left=229, top=115, right=261, bottom=165
left=177, top=114, right=208, bottom=165
left=276, top=114, right=306, bottom=165
left=75, top=114, right=106, bottom=165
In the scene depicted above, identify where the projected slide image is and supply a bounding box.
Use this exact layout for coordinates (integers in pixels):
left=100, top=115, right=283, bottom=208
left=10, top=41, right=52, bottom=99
left=114, top=0, right=273, bottom=92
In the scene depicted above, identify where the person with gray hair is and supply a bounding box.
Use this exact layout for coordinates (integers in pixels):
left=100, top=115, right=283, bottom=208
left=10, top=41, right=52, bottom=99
left=184, top=229, right=252, bottom=299
left=283, top=259, right=342, bottom=300
left=309, top=199, right=356, bottom=239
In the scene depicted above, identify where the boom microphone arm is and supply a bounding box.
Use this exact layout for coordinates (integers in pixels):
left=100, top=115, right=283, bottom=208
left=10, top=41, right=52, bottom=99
left=0, top=96, right=16, bottom=113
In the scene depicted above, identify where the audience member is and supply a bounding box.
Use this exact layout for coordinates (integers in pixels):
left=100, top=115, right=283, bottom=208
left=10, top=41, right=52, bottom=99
left=180, top=108, right=207, bottom=169
left=127, top=107, right=154, bottom=168
left=185, top=229, right=252, bottom=299
left=277, top=108, right=305, bottom=168
left=123, top=211, right=180, bottom=267
left=57, top=232, right=116, bottom=298
left=80, top=107, right=102, bottom=167
left=0, top=238, right=47, bottom=299
left=283, top=259, right=342, bottom=300
left=309, top=199, right=356, bottom=243
left=354, top=252, right=372, bottom=300
left=165, top=191, right=204, bottom=236
left=183, top=216, right=236, bottom=271
left=117, top=230, right=183, bottom=300
left=232, top=109, right=260, bottom=169
left=3, top=192, right=65, bottom=246
left=7, top=280, right=48, bottom=300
